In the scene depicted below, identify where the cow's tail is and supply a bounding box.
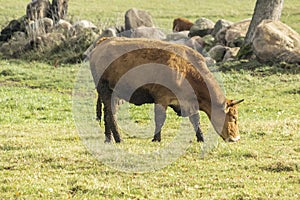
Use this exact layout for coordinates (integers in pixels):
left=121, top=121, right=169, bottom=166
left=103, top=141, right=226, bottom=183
left=96, top=92, right=102, bottom=123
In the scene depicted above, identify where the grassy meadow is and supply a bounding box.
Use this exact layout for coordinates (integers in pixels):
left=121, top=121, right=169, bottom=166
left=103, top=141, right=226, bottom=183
left=1, top=0, right=300, bottom=199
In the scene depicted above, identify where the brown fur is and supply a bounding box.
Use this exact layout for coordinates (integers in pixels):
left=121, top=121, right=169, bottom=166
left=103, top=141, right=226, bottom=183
left=172, top=18, right=194, bottom=32
left=89, top=37, right=243, bottom=143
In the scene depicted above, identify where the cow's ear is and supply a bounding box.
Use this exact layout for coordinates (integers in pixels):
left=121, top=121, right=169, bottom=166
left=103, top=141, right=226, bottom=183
left=225, top=99, right=244, bottom=113
left=228, top=99, right=244, bottom=107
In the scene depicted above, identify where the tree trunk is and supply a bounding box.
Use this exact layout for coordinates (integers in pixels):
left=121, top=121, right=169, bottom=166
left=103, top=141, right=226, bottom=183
left=244, top=0, right=284, bottom=45
left=51, top=0, right=68, bottom=22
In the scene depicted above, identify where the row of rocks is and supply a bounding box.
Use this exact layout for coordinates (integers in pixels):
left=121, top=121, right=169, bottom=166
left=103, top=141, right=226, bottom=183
left=1, top=6, right=299, bottom=65
left=85, top=11, right=252, bottom=65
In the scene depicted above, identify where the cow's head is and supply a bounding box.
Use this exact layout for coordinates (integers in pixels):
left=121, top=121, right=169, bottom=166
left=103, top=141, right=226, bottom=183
left=220, top=99, right=244, bottom=142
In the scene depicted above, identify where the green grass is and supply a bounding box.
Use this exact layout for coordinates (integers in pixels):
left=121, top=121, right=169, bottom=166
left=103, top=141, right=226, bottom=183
left=1, top=0, right=300, bottom=199
left=1, top=59, right=299, bottom=199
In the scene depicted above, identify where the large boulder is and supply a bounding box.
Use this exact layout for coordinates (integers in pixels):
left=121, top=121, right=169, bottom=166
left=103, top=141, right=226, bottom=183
left=124, top=8, right=154, bottom=30
left=252, top=20, right=300, bottom=64
left=189, top=18, right=215, bottom=37
left=215, top=19, right=251, bottom=47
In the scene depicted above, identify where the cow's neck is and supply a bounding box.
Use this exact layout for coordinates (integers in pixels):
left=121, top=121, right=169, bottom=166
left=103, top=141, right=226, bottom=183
left=196, top=78, right=226, bottom=120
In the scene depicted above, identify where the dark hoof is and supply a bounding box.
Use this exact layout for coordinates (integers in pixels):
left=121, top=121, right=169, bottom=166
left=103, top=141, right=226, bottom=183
left=114, top=138, right=122, bottom=143
left=197, top=137, right=204, bottom=142
left=152, top=138, right=161, bottom=142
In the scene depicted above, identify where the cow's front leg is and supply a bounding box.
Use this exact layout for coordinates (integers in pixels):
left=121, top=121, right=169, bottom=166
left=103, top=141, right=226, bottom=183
left=152, top=104, right=167, bottom=142
left=189, top=113, right=204, bottom=142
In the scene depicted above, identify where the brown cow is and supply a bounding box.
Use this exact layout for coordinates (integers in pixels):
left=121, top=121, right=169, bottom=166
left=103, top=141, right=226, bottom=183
left=89, top=37, right=243, bottom=143
left=173, top=18, right=194, bottom=32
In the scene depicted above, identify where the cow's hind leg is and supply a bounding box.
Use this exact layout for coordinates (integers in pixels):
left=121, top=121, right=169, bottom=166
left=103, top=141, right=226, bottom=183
left=189, top=113, right=204, bottom=142
left=152, top=104, right=167, bottom=142
left=96, top=93, right=102, bottom=121
left=99, top=82, right=122, bottom=143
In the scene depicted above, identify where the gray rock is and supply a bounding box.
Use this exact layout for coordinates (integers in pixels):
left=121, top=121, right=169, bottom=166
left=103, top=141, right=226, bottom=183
left=205, top=56, right=216, bottom=67
left=208, top=45, right=227, bottom=62
left=185, top=36, right=205, bottom=54
left=215, top=19, right=250, bottom=47
left=130, top=26, right=166, bottom=40
left=0, top=37, right=29, bottom=57
left=223, top=47, right=240, bottom=61
left=166, top=31, right=189, bottom=41
left=56, top=19, right=72, bottom=31
left=189, top=18, right=215, bottom=37
left=202, top=34, right=215, bottom=51
left=125, top=8, right=154, bottom=30
left=211, top=19, right=233, bottom=36
left=11, top=31, right=26, bottom=41
left=0, top=16, right=27, bottom=42
left=225, top=19, right=250, bottom=47
left=73, top=20, right=98, bottom=33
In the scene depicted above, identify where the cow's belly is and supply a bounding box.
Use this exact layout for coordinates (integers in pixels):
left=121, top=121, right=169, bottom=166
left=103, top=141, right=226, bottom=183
left=128, top=87, right=154, bottom=105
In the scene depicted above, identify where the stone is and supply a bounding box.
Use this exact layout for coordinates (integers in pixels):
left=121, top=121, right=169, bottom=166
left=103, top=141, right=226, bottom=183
left=205, top=56, right=216, bottom=67
left=215, top=19, right=250, bottom=47
left=208, top=45, right=227, bottom=62
left=130, top=27, right=166, bottom=40
left=202, top=34, right=215, bottom=51
left=30, top=32, right=65, bottom=49
left=102, top=28, right=118, bottom=37
left=125, top=8, right=154, bottom=30
left=0, top=17, right=27, bottom=42
left=223, top=47, right=240, bottom=61
left=185, top=36, right=205, bottom=54
left=55, top=19, right=73, bottom=36
left=189, top=18, right=215, bottom=37
left=73, top=20, right=98, bottom=32
left=11, top=31, right=27, bottom=41
left=225, top=19, right=250, bottom=47
left=211, top=19, right=233, bottom=36
left=166, top=31, right=189, bottom=41
left=252, top=20, right=300, bottom=64
left=0, top=38, right=29, bottom=57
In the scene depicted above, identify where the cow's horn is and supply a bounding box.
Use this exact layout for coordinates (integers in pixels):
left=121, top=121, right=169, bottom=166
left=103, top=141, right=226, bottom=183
left=229, top=99, right=244, bottom=106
